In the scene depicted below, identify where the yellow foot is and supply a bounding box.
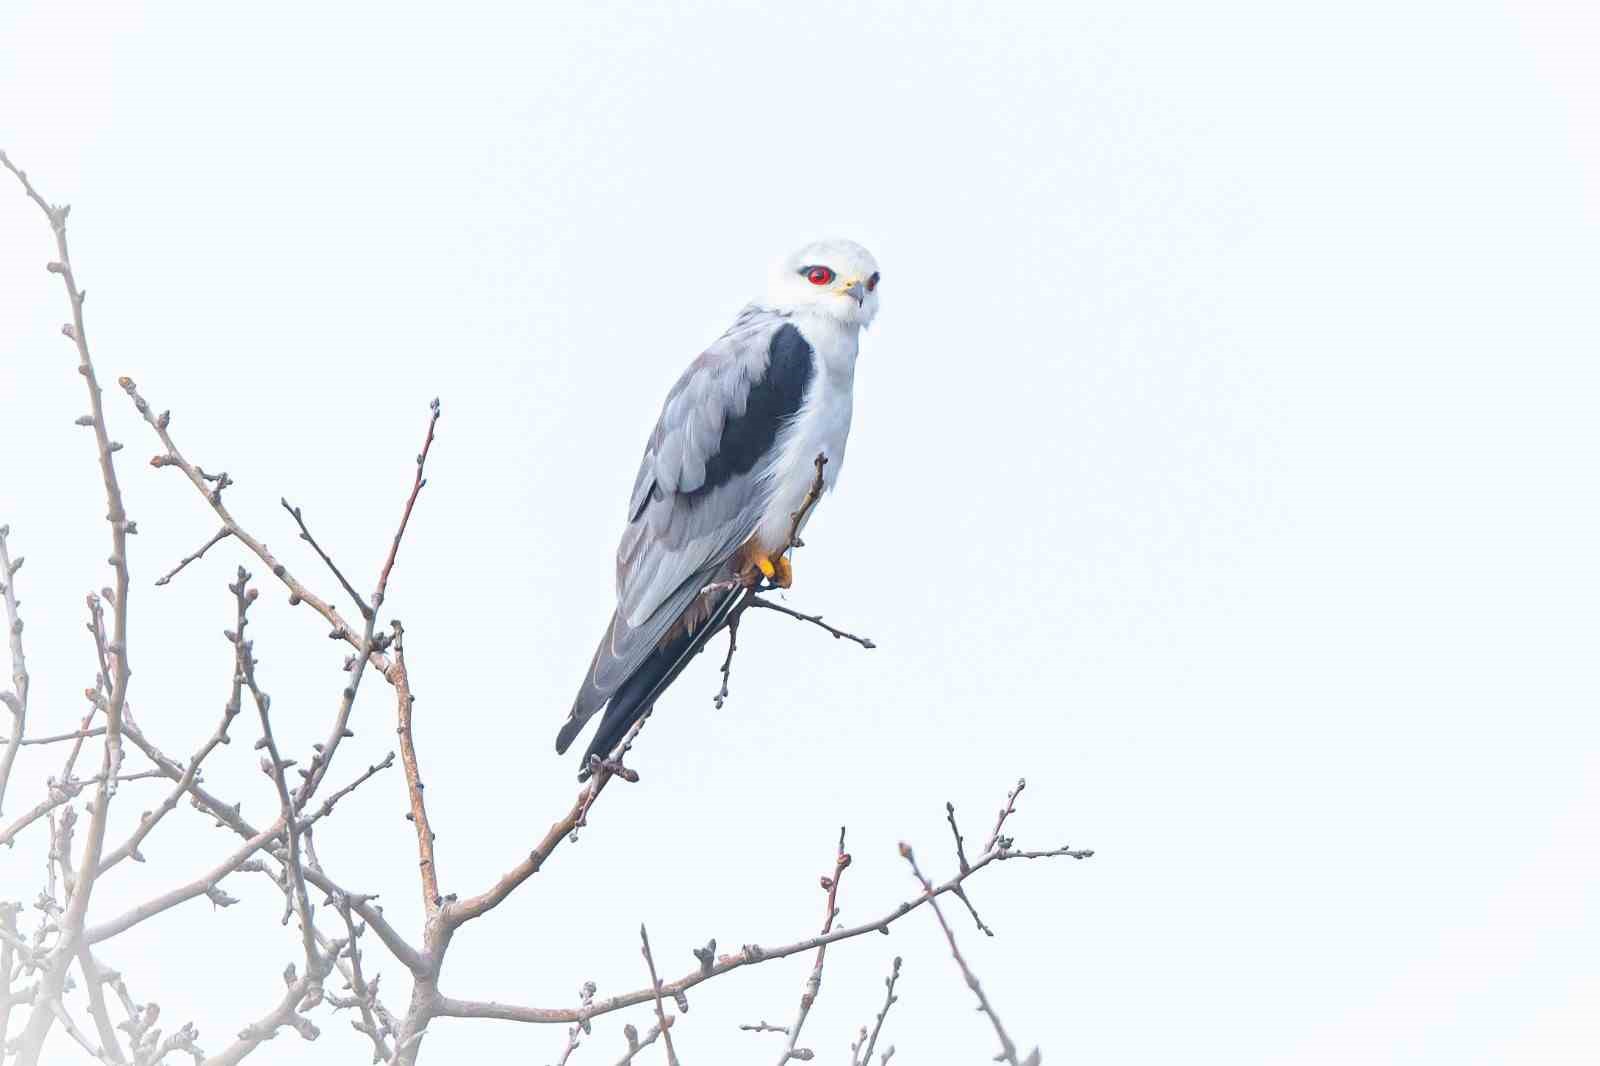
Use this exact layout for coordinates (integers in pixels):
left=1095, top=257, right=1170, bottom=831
left=748, top=553, right=794, bottom=589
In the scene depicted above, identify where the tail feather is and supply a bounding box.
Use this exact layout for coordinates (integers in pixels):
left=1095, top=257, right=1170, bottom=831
left=554, top=710, right=589, bottom=756
left=573, top=588, right=742, bottom=777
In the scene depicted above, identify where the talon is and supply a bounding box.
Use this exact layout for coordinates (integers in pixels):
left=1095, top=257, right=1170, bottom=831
left=756, top=555, right=777, bottom=580
left=771, top=555, right=793, bottom=589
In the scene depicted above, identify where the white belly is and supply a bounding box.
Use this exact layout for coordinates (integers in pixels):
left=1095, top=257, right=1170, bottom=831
left=754, top=319, right=858, bottom=552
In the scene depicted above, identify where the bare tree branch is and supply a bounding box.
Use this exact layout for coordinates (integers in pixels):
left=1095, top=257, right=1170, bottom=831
left=430, top=806, right=1089, bottom=1029
left=3, top=147, right=137, bottom=1066
left=901, top=841, right=1037, bottom=1066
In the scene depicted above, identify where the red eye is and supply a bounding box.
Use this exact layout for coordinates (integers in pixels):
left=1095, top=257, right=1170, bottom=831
left=866, top=271, right=880, bottom=292
left=805, top=266, right=835, bottom=286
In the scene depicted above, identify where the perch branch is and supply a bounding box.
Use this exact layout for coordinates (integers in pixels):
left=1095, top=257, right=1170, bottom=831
left=709, top=452, right=873, bottom=707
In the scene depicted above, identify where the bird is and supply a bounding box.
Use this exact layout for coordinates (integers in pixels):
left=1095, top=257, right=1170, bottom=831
left=555, top=238, right=881, bottom=775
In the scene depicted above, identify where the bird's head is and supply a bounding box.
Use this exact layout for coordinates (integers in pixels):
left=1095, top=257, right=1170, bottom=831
left=765, top=238, right=881, bottom=328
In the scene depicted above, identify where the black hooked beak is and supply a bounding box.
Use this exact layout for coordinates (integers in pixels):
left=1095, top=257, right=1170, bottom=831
left=844, top=279, right=866, bottom=306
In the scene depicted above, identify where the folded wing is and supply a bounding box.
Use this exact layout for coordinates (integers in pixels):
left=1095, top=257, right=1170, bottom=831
left=557, top=308, right=815, bottom=756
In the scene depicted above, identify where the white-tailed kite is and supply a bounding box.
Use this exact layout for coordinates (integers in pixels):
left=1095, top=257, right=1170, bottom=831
left=556, top=238, right=881, bottom=773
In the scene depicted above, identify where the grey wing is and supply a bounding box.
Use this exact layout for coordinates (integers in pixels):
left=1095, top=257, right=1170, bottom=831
left=557, top=308, right=815, bottom=750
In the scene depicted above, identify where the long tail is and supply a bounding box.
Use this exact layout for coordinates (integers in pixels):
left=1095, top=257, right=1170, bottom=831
left=572, top=588, right=743, bottom=777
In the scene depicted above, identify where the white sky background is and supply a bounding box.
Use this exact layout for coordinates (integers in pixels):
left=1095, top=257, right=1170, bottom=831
left=2, top=2, right=1598, bottom=1062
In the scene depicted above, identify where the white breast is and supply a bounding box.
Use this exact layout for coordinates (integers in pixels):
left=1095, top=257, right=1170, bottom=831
left=754, top=314, right=860, bottom=552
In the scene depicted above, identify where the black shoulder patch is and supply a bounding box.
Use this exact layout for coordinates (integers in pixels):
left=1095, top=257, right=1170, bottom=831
left=692, top=323, right=814, bottom=497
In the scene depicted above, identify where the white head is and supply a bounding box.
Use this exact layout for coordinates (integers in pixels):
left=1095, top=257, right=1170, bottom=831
left=764, top=238, right=881, bottom=328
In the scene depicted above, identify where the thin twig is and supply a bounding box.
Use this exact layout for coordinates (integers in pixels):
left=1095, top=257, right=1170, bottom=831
left=120, top=377, right=397, bottom=682
left=985, top=777, right=1026, bottom=852
left=638, top=925, right=680, bottom=1066
left=849, top=956, right=902, bottom=1066
left=0, top=525, right=30, bottom=819
left=374, top=398, right=440, bottom=611
left=96, top=612, right=244, bottom=874
left=335, top=902, right=397, bottom=1064
left=302, top=752, right=397, bottom=831
left=116, top=717, right=422, bottom=973
left=901, top=842, right=1037, bottom=1066
left=612, top=1016, right=675, bottom=1066
left=235, top=567, right=323, bottom=980
left=0, top=776, right=89, bottom=849
left=945, top=802, right=971, bottom=874
left=280, top=498, right=371, bottom=619
left=154, top=527, right=231, bottom=586
left=745, top=597, right=876, bottom=649
left=712, top=597, right=747, bottom=710
left=785, top=454, right=829, bottom=550
left=0, top=727, right=105, bottom=747
left=772, top=828, right=851, bottom=1064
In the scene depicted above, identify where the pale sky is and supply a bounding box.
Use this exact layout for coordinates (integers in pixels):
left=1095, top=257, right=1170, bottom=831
left=2, top=3, right=1598, bottom=1063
